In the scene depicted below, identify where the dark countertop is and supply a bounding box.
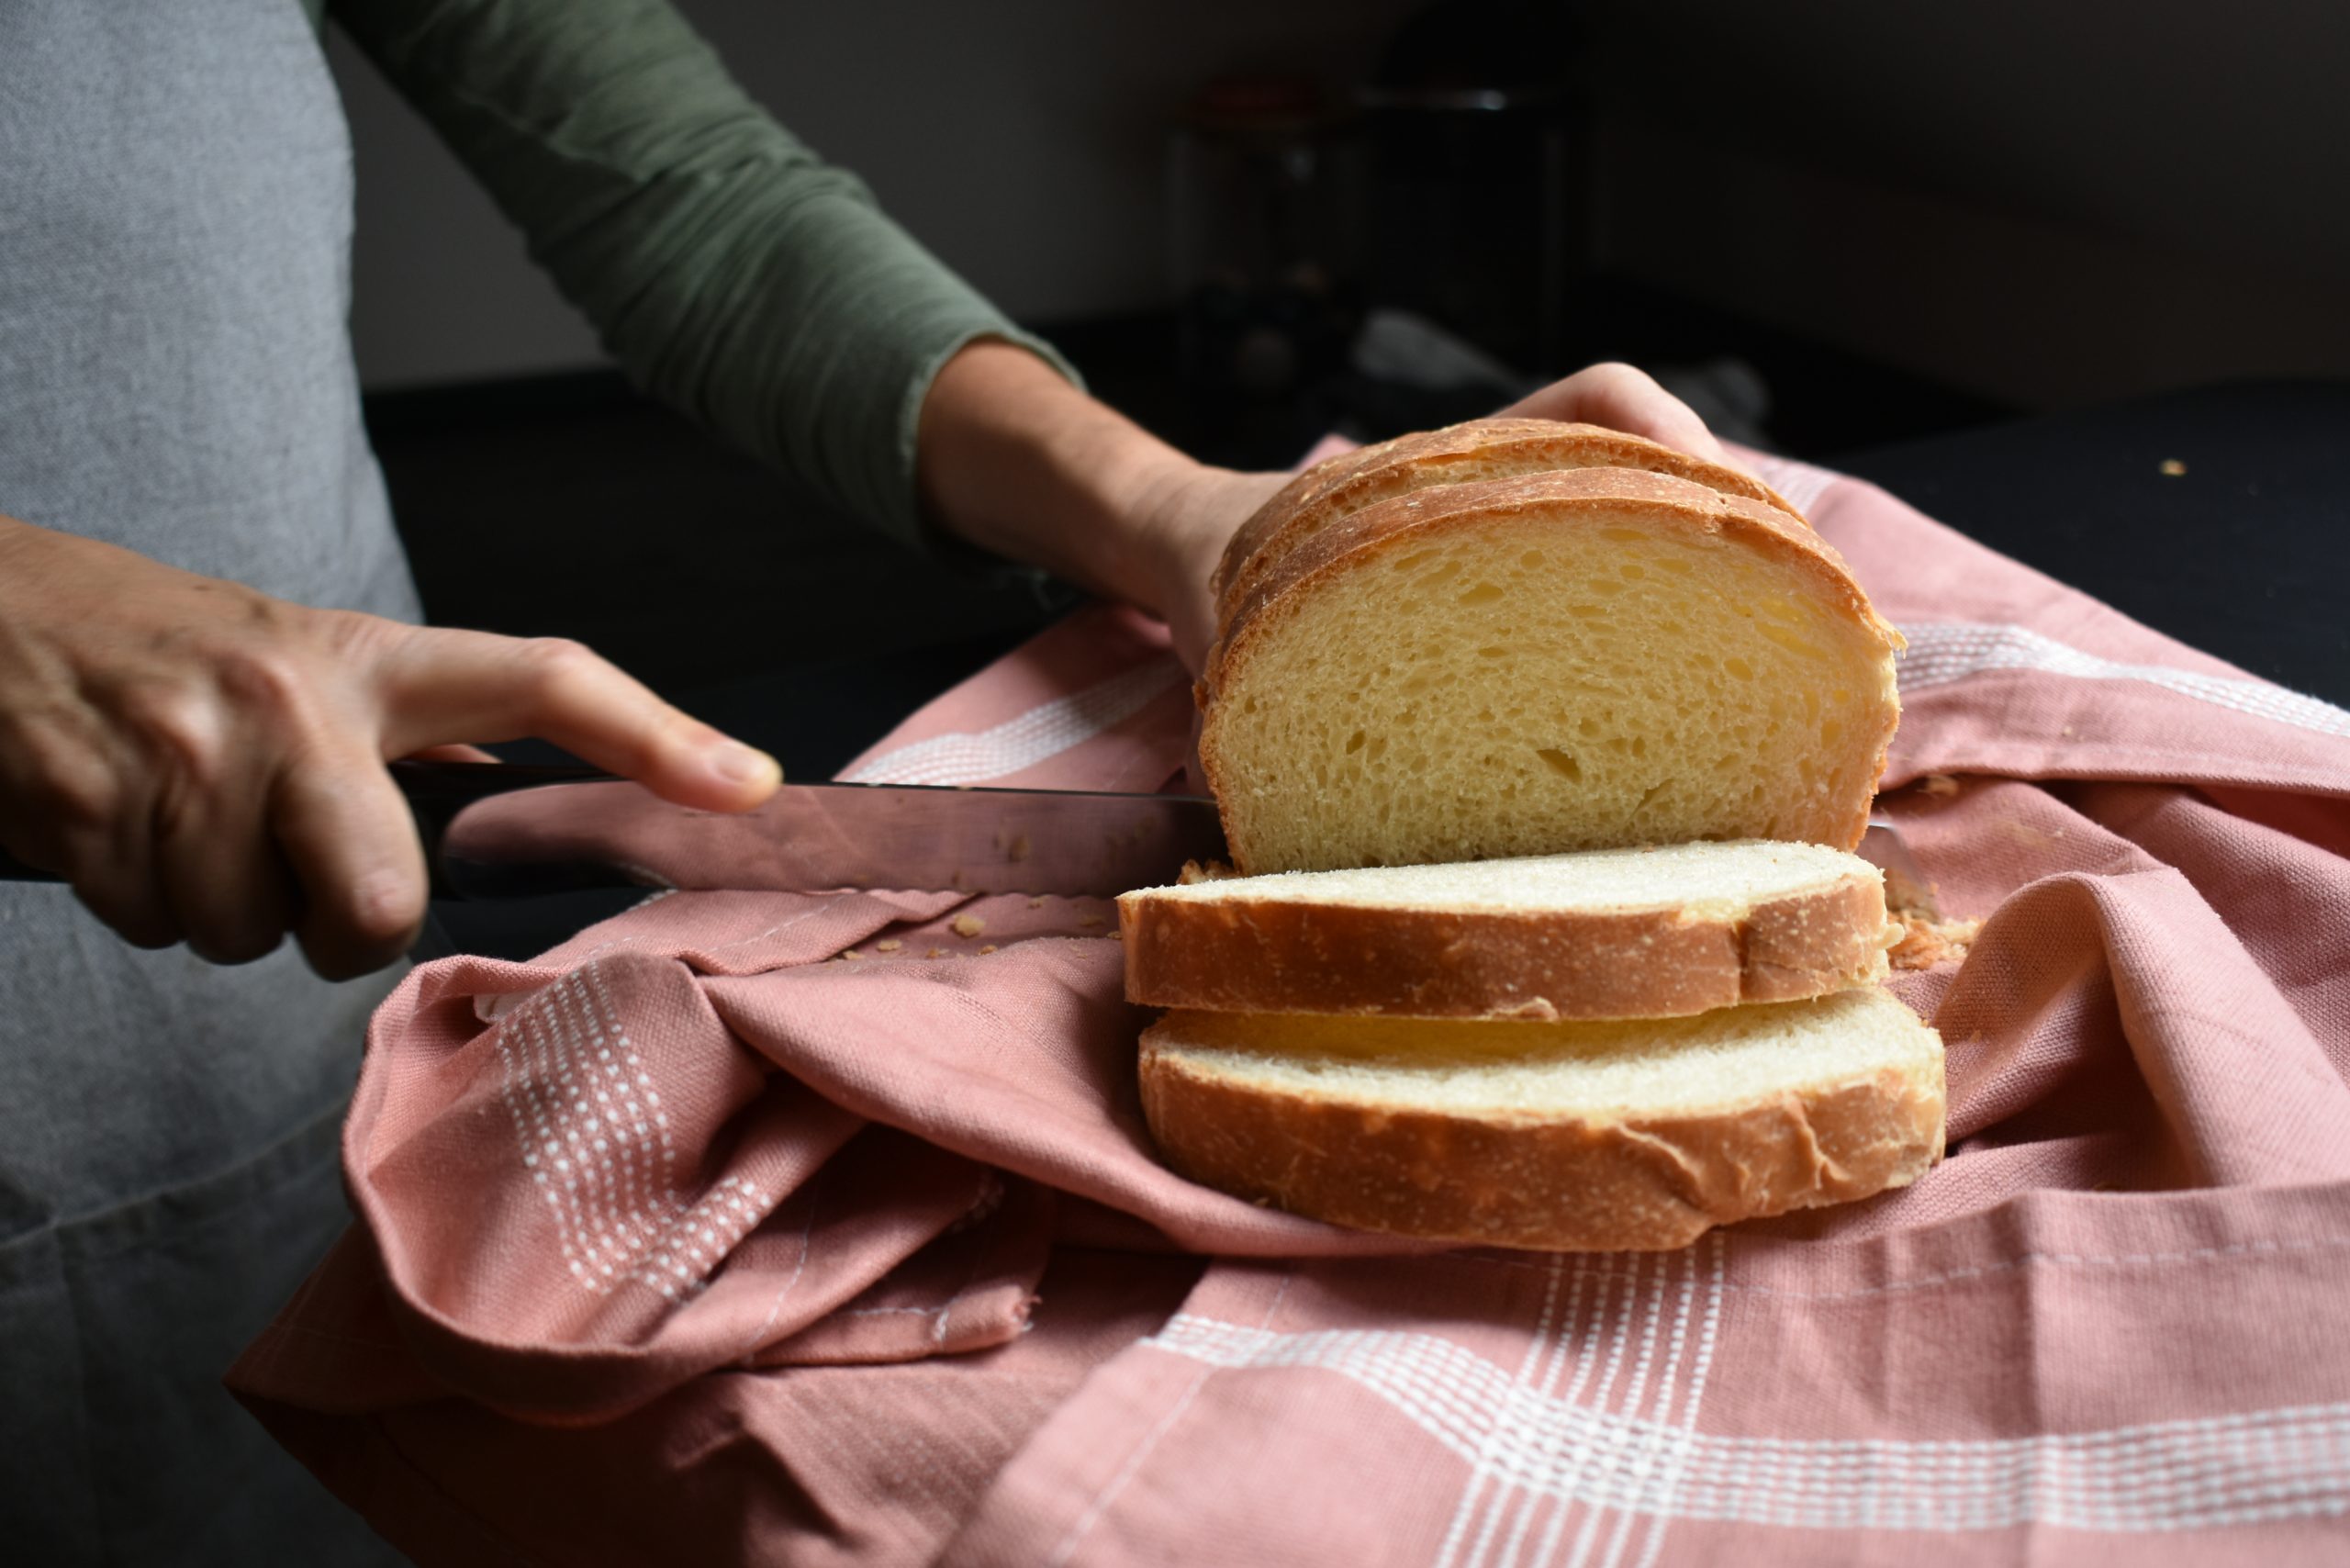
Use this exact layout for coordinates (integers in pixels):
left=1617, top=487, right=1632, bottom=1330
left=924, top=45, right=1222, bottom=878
left=1834, top=381, right=2350, bottom=704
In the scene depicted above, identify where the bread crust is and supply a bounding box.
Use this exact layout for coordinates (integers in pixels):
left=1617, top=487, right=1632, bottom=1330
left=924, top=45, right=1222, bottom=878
left=1198, top=467, right=1904, bottom=866
left=1119, top=874, right=1892, bottom=1020
left=1210, top=419, right=1805, bottom=632
left=1137, top=1013, right=1946, bottom=1251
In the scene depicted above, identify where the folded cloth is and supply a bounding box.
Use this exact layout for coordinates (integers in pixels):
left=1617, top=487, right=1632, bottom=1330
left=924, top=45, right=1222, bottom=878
left=232, top=455, right=2350, bottom=1566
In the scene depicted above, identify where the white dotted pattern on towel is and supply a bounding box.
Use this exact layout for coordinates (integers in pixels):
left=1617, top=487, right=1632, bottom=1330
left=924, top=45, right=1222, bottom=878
left=491, top=960, right=775, bottom=1300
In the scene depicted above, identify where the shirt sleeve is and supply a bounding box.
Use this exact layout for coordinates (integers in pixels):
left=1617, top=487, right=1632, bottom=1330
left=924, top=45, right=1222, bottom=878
left=327, top=0, right=1080, bottom=549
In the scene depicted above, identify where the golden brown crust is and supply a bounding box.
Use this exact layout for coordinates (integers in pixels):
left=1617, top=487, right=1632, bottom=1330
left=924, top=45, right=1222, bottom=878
left=1209, top=466, right=1893, bottom=690
left=1118, top=875, right=1891, bottom=1020
left=1198, top=467, right=1904, bottom=865
left=1137, top=1018, right=1946, bottom=1252
left=1210, top=419, right=1806, bottom=632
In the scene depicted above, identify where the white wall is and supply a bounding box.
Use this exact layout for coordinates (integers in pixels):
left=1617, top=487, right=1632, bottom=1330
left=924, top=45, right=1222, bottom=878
left=331, top=0, right=1417, bottom=389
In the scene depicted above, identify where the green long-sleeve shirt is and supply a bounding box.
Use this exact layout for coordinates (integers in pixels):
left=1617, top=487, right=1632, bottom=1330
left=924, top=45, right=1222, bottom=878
left=312, top=0, right=1074, bottom=548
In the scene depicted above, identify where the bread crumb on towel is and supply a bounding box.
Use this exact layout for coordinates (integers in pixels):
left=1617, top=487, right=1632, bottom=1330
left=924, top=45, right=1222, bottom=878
left=1888, top=911, right=1984, bottom=970
left=952, top=913, right=987, bottom=938
left=874, top=938, right=902, bottom=952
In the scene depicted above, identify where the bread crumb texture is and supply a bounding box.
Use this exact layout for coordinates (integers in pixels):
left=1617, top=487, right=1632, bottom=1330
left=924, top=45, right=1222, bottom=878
left=951, top=913, right=987, bottom=938
left=1203, top=483, right=1897, bottom=872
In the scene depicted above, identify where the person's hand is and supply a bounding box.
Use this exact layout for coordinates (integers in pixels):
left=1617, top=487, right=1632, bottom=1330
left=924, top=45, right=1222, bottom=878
left=1126, top=465, right=1289, bottom=674
left=0, top=515, right=780, bottom=978
left=913, top=343, right=1725, bottom=678
left=1497, top=361, right=1728, bottom=464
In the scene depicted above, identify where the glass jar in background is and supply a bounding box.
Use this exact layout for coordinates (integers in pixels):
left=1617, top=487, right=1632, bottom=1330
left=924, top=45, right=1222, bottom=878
left=1359, top=1, right=1586, bottom=376
left=1167, top=78, right=1367, bottom=403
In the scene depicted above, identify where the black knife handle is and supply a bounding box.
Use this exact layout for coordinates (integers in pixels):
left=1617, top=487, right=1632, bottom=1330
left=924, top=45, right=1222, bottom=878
left=0, top=842, right=52, bottom=882
left=0, top=759, right=618, bottom=887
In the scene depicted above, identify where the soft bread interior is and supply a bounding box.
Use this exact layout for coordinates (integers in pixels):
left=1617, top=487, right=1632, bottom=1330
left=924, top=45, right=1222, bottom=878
left=1147, top=988, right=1940, bottom=1119
left=1205, top=500, right=1897, bottom=873
left=1136, top=838, right=1871, bottom=920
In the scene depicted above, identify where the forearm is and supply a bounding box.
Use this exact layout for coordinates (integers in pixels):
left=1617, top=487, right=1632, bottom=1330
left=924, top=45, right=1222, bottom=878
left=913, top=343, right=1289, bottom=670
left=914, top=343, right=1191, bottom=615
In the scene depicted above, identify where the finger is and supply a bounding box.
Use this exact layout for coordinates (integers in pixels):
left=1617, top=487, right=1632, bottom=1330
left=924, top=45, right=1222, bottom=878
left=62, top=818, right=184, bottom=951
left=374, top=630, right=780, bottom=812
left=271, top=741, right=429, bottom=980
left=1505, top=363, right=1729, bottom=464
left=151, top=756, right=297, bottom=967
left=131, top=689, right=296, bottom=964
left=403, top=743, right=500, bottom=764
left=0, top=740, right=181, bottom=948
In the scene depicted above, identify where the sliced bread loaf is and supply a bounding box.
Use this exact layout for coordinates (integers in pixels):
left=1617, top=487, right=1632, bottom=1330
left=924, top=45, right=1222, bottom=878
left=1199, top=466, right=1902, bottom=873
left=1138, top=987, right=1944, bottom=1251
left=1121, top=840, right=1894, bottom=1021
left=1211, top=418, right=1803, bottom=632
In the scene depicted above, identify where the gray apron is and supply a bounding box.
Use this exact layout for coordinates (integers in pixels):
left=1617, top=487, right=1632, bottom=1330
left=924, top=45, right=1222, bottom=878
left=0, top=1, right=419, bottom=1560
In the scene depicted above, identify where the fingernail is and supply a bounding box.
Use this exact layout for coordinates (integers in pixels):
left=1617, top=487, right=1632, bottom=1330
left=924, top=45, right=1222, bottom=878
left=711, top=743, right=778, bottom=787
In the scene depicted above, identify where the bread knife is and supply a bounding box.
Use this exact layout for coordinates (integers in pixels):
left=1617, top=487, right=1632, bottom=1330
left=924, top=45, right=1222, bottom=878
left=1858, top=813, right=1939, bottom=918
left=0, top=760, right=1931, bottom=912
left=0, top=759, right=1228, bottom=901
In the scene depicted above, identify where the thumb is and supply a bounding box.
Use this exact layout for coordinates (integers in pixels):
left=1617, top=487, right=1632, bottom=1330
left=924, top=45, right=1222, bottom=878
left=1502, top=362, right=1729, bottom=465
left=368, top=627, right=780, bottom=810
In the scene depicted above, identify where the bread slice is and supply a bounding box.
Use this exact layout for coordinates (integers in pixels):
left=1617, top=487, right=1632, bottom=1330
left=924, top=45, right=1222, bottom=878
left=1138, top=988, right=1944, bottom=1251
left=1211, top=418, right=1803, bottom=632
left=1199, top=466, right=1902, bottom=874
left=1121, top=840, right=1894, bottom=1021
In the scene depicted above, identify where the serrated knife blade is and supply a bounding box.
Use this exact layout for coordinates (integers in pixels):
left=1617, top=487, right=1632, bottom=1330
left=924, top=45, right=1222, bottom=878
left=407, top=760, right=1226, bottom=901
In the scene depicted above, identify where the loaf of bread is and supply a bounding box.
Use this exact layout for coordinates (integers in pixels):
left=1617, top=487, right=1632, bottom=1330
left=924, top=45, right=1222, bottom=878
left=1199, top=466, right=1902, bottom=874
left=1136, top=421, right=1938, bottom=1251
left=1138, top=987, right=1945, bottom=1251
left=1210, top=419, right=1803, bottom=633
left=1120, top=840, right=1895, bottom=1021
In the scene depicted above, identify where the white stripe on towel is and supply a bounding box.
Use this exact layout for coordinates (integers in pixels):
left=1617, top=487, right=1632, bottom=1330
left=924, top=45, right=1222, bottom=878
left=841, top=658, right=1188, bottom=786
left=1145, top=1306, right=2350, bottom=1537
left=1897, top=622, right=2350, bottom=742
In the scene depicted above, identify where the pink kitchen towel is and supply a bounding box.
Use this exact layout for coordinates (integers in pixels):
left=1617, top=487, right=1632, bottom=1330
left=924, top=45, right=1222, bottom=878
left=231, top=454, right=2350, bottom=1566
